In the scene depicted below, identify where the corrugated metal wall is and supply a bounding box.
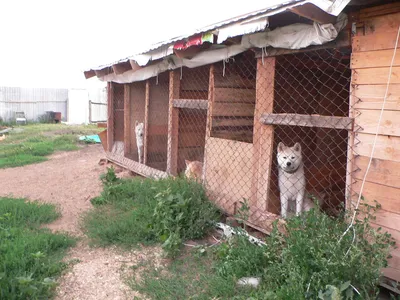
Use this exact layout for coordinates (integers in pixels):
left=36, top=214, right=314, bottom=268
left=0, top=87, right=68, bottom=122
left=89, top=87, right=107, bottom=122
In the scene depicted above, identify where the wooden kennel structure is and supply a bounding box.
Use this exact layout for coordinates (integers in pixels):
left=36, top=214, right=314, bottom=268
left=85, top=1, right=400, bottom=283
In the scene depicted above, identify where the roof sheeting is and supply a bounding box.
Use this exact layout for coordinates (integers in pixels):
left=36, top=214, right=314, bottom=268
left=85, top=0, right=350, bottom=81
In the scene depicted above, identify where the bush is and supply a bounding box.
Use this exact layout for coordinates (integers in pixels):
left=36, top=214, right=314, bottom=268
left=85, top=172, right=221, bottom=257
left=215, top=203, right=394, bottom=299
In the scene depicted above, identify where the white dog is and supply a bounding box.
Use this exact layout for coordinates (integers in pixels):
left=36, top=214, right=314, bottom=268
left=135, top=121, right=144, bottom=164
left=277, top=142, right=323, bottom=218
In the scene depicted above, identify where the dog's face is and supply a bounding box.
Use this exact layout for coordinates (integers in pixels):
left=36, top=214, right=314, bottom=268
left=277, top=142, right=302, bottom=173
left=135, top=121, right=144, bottom=139
left=185, top=160, right=203, bottom=180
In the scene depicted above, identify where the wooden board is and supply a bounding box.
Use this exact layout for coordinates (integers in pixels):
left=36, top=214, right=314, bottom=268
left=358, top=2, right=400, bottom=20
left=357, top=109, right=400, bottom=137
left=124, top=84, right=131, bottom=156
left=173, top=99, right=208, bottom=110
left=352, top=32, right=400, bottom=52
left=355, top=132, right=400, bottom=162
left=354, top=155, right=400, bottom=189
left=352, top=180, right=400, bottom=214
left=214, top=87, right=256, bottom=103
left=351, top=49, right=400, bottom=69
left=144, top=80, right=150, bottom=164
left=260, top=113, right=353, bottom=130
left=212, top=103, right=255, bottom=117
left=252, top=57, right=275, bottom=217
left=204, top=137, right=254, bottom=215
left=106, top=151, right=168, bottom=179
left=352, top=67, right=400, bottom=85
left=212, top=118, right=254, bottom=127
left=107, top=82, right=114, bottom=152
left=353, top=84, right=400, bottom=110
left=167, top=70, right=180, bottom=175
left=363, top=12, right=400, bottom=35
left=374, top=210, right=400, bottom=232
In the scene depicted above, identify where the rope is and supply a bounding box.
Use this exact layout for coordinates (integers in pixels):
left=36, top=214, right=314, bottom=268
left=338, top=25, right=400, bottom=251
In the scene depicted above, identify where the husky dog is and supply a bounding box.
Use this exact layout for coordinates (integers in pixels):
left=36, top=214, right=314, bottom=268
left=277, top=142, right=307, bottom=218
left=135, top=121, right=144, bottom=164
left=184, top=160, right=203, bottom=181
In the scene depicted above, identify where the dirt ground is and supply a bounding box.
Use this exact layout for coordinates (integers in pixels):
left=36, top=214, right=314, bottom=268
left=0, top=144, right=162, bottom=299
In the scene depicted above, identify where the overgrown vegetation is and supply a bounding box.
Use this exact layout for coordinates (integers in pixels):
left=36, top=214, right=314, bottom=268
left=0, top=124, right=101, bottom=168
left=132, top=202, right=395, bottom=299
left=0, top=197, right=75, bottom=299
left=84, top=167, right=220, bottom=257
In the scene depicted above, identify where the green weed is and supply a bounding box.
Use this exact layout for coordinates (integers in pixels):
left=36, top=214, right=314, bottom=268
left=0, top=197, right=75, bottom=299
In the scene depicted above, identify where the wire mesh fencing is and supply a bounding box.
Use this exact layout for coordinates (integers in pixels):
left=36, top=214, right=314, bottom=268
left=109, top=47, right=355, bottom=232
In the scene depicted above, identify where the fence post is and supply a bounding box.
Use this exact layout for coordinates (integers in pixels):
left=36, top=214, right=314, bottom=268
left=124, top=84, right=131, bottom=156
left=107, top=82, right=114, bottom=152
left=167, top=70, right=180, bottom=175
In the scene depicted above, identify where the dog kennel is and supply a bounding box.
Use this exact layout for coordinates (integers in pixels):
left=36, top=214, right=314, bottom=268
left=87, top=1, right=400, bottom=283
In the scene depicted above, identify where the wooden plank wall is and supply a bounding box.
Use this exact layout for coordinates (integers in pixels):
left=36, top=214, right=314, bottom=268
left=350, top=3, right=400, bottom=282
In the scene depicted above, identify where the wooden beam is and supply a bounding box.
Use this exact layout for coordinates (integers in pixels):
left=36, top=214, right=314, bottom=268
left=166, top=70, right=180, bottom=175
left=144, top=80, right=150, bottom=165
left=129, top=60, right=143, bottom=72
left=289, top=3, right=337, bottom=24
left=251, top=57, right=276, bottom=220
left=123, top=84, right=131, bottom=156
left=94, top=67, right=114, bottom=77
left=213, top=103, right=255, bottom=117
left=112, top=61, right=132, bottom=75
left=107, top=152, right=169, bottom=179
left=173, top=99, right=208, bottom=110
left=260, top=113, right=354, bottom=130
left=107, top=82, right=114, bottom=152
left=84, top=70, right=96, bottom=79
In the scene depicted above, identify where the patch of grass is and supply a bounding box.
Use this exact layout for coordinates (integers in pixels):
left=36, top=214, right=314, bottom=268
left=131, top=203, right=394, bottom=299
left=0, top=197, right=75, bottom=299
left=0, top=124, right=101, bottom=168
left=83, top=172, right=220, bottom=256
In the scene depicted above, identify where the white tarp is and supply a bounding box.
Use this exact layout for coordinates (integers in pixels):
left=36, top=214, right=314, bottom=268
left=99, top=13, right=347, bottom=84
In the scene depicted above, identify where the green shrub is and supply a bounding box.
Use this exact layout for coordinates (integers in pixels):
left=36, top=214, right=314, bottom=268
left=85, top=176, right=220, bottom=256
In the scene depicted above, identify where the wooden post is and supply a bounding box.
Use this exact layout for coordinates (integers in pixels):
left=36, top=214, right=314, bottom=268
left=345, top=83, right=356, bottom=211
left=88, top=100, right=92, bottom=123
left=202, top=64, right=215, bottom=182
left=167, top=70, right=180, bottom=175
left=143, top=80, right=150, bottom=165
left=124, top=84, right=131, bottom=156
left=251, top=57, right=275, bottom=215
left=107, top=82, right=114, bottom=152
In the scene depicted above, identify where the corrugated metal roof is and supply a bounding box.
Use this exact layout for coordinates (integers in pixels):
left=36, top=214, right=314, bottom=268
left=86, top=0, right=348, bottom=73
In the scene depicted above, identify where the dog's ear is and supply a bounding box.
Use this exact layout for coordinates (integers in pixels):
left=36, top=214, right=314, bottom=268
left=277, top=142, right=285, bottom=152
left=293, top=142, right=301, bottom=152
left=185, top=160, right=191, bottom=166
left=135, top=120, right=138, bottom=127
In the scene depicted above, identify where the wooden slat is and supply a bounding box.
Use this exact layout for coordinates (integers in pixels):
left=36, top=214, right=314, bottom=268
left=353, top=180, right=400, bottom=214
left=251, top=57, right=275, bottom=218
left=289, top=3, right=337, bottom=24
left=355, top=132, right=400, bottom=162
left=351, top=49, right=400, bottom=69
left=180, top=90, right=208, bottom=100
left=106, top=151, right=168, bottom=179
left=354, top=156, right=400, bottom=189
left=212, top=103, right=255, bottom=117
left=214, top=87, right=255, bottom=103
left=363, top=13, right=400, bottom=35
left=167, top=70, right=180, bottom=175
left=383, top=268, right=400, bottom=283
left=352, top=32, right=400, bottom=52
left=144, top=80, right=150, bottom=165
left=374, top=210, right=400, bottom=232
left=357, top=109, right=400, bottom=137
left=84, top=70, right=96, bottom=79
left=388, top=249, right=400, bottom=272
left=260, top=113, right=353, bottom=130
left=212, top=118, right=254, bottom=127
left=359, top=2, right=400, bottom=20
left=352, top=67, right=400, bottom=85
left=346, top=83, right=356, bottom=211
left=123, top=84, right=131, bottom=156
left=353, top=84, right=400, bottom=110
left=173, top=99, right=208, bottom=110
left=107, top=82, right=114, bottom=152
left=95, top=67, right=113, bottom=77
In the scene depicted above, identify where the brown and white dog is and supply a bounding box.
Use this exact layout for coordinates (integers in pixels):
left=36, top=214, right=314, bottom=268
left=184, top=160, right=203, bottom=181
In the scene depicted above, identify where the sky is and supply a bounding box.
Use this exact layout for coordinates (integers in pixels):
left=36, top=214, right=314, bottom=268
left=0, top=0, right=283, bottom=89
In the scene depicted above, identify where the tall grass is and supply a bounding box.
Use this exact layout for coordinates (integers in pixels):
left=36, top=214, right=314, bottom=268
left=83, top=171, right=220, bottom=256
left=0, top=124, right=101, bottom=168
left=0, top=197, right=75, bottom=299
